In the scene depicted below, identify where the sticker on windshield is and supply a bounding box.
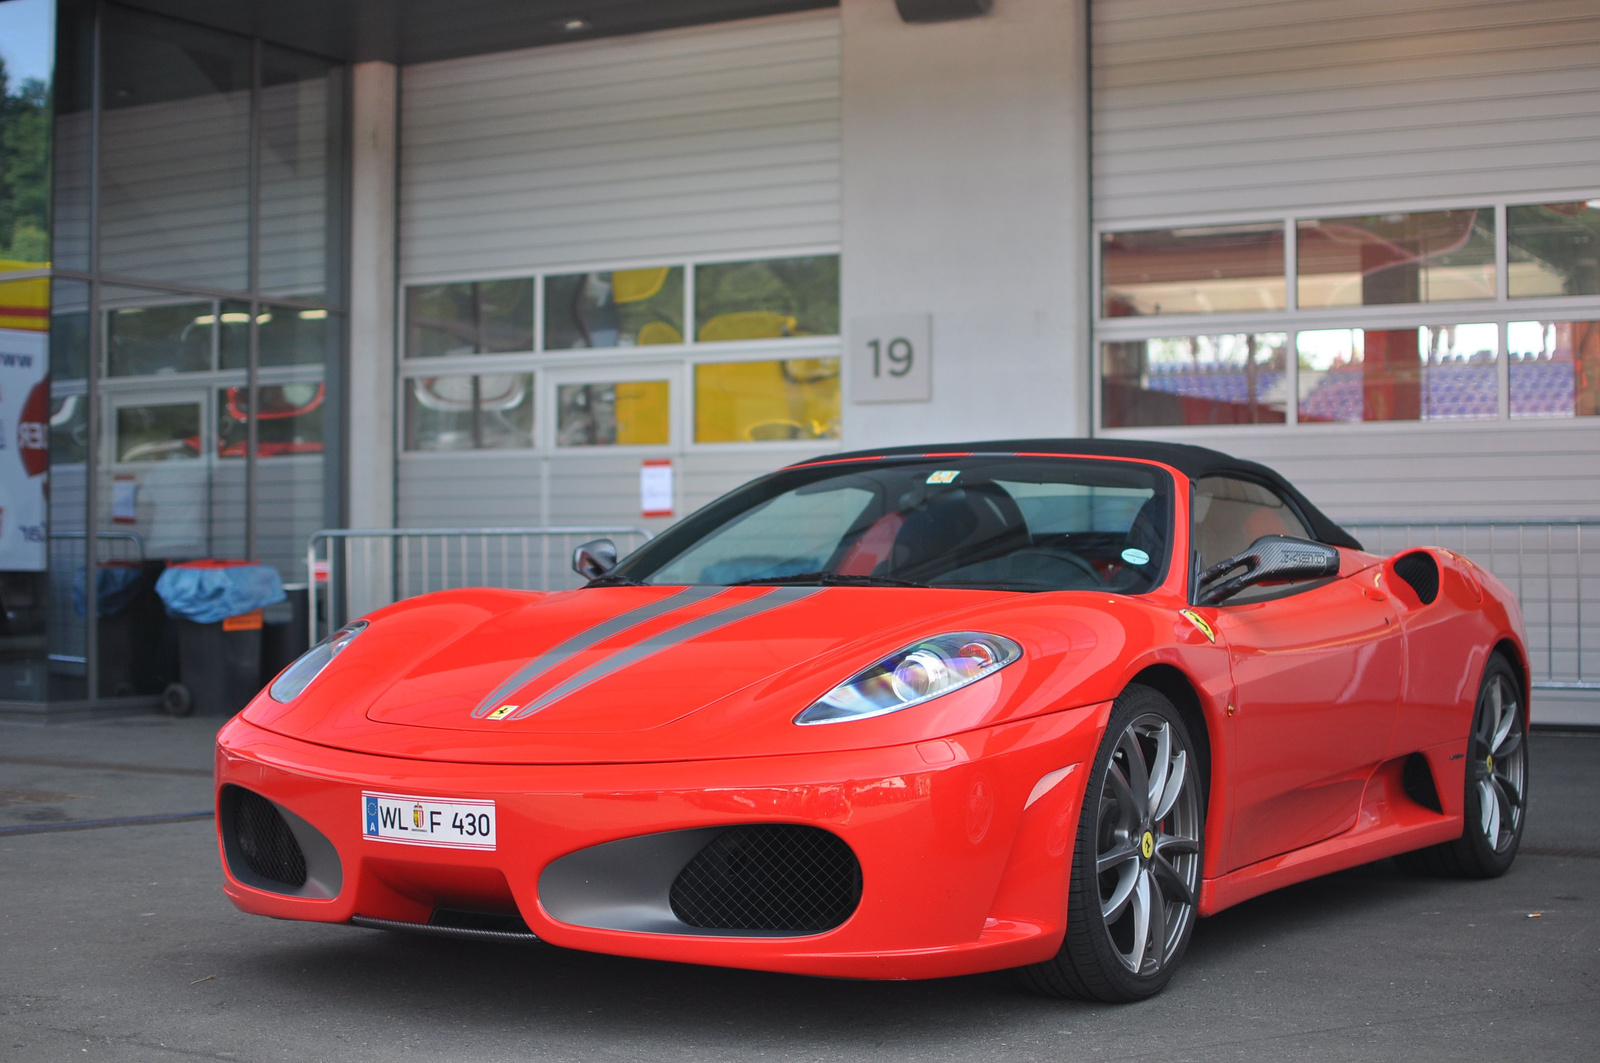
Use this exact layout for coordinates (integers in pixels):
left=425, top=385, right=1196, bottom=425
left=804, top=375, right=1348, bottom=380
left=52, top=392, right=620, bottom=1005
left=1121, top=547, right=1150, bottom=565
left=926, top=470, right=960, bottom=485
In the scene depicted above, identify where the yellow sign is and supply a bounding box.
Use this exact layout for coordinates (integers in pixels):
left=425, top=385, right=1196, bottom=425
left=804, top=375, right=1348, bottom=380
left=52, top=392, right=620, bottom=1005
left=1180, top=609, right=1216, bottom=643
left=0, top=260, right=49, bottom=332
left=487, top=704, right=518, bottom=721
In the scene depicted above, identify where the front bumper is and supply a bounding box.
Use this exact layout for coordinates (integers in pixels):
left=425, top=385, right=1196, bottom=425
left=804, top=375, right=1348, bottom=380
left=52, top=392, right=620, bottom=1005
left=215, top=703, right=1108, bottom=980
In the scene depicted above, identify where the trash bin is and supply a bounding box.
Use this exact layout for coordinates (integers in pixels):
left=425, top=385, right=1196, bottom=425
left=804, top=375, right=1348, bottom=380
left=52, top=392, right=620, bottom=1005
left=154, top=561, right=286, bottom=716
left=73, top=561, right=172, bottom=697
left=259, top=584, right=310, bottom=690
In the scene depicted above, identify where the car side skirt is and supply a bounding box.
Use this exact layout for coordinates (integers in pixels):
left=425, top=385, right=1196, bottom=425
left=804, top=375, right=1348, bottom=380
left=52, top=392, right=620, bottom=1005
left=1199, top=740, right=1464, bottom=915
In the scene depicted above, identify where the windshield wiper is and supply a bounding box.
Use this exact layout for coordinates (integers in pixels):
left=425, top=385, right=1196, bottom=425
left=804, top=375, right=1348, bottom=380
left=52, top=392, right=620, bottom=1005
left=583, top=574, right=648, bottom=587
left=928, top=578, right=1064, bottom=592
left=731, top=571, right=926, bottom=588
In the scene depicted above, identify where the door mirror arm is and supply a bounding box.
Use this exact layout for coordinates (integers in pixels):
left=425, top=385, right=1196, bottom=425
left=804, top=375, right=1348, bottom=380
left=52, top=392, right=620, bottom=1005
left=1195, top=535, right=1341, bottom=606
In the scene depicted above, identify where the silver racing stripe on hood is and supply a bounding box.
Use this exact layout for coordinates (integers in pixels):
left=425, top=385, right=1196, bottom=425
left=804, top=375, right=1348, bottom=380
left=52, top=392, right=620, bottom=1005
left=507, top=587, right=823, bottom=720
left=470, top=586, right=725, bottom=718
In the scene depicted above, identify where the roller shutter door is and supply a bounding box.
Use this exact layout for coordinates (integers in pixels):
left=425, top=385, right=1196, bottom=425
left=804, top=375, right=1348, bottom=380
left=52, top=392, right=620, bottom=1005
left=1092, top=0, right=1600, bottom=223
left=399, top=10, right=841, bottom=278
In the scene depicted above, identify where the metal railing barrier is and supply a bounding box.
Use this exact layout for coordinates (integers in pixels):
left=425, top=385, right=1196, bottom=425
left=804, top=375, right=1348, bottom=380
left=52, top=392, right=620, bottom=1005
left=306, top=526, right=654, bottom=643
left=1345, top=520, right=1596, bottom=692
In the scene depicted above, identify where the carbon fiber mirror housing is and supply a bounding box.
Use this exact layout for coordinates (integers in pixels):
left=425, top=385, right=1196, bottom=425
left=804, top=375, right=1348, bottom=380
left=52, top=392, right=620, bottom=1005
left=573, top=538, right=618, bottom=581
left=1195, top=535, right=1341, bottom=606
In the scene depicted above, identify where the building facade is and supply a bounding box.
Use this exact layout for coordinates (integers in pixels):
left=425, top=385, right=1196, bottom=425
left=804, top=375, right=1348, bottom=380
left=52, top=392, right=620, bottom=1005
left=0, top=0, right=1595, bottom=715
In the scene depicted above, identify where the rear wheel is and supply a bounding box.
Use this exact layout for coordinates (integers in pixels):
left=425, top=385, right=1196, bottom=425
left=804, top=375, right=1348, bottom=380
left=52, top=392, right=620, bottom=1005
left=1021, top=685, right=1204, bottom=1002
left=1396, top=655, right=1527, bottom=878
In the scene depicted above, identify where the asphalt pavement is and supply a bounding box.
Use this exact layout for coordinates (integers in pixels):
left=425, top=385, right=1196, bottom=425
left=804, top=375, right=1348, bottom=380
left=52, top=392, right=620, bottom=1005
left=1, top=715, right=1596, bottom=1063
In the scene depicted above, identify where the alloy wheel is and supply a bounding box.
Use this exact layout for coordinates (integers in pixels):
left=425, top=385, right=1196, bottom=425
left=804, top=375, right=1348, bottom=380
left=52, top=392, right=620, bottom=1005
left=1471, top=671, right=1526, bottom=853
left=1093, top=713, right=1202, bottom=976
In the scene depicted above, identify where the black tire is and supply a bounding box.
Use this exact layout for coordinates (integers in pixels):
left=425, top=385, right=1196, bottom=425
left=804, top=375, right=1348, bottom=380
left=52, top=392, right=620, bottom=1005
left=1395, top=655, right=1527, bottom=879
left=161, top=682, right=194, bottom=717
left=1020, top=684, right=1205, bottom=1002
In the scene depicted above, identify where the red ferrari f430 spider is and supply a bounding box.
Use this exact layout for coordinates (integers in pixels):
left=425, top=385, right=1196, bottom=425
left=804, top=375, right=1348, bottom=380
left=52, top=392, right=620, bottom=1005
left=216, top=440, right=1529, bottom=1001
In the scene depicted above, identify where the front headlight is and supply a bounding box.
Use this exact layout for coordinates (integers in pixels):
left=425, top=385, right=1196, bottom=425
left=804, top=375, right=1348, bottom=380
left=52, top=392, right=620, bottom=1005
left=795, top=632, right=1021, bottom=725
left=268, top=620, right=369, bottom=703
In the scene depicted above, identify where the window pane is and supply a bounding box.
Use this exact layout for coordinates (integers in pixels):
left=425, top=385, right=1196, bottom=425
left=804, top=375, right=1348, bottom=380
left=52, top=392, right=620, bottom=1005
left=545, top=267, right=684, bottom=349
left=106, top=297, right=213, bottom=376
left=98, top=7, right=251, bottom=289
left=404, top=280, right=534, bottom=358
left=556, top=381, right=670, bottom=447
left=404, top=374, right=534, bottom=451
left=694, top=256, right=839, bottom=341
left=217, top=383, right=325, bottom=458
left=1297, top=209, right=1495, bottom=308
left=694, top=358, right=840, bottom=442
left=51, top=0, right=90, bottom=275
left=1297, top=324, right=1498, bottom=422
left=1192, top=476, right=1310, bottom=585
left=1509, top=320, right=1600, bottom=419
left=116, top=402, right=200, bottom=462
left=1100, top=225, right=1285, bottom=318
left=0, top=0, right=53, bottom=268
left=218, top=302, right=333, bottom=369
left=49, top=391, right=87, bottom=464
left=1508, top=202, right=1600, bottom=299
left=1101, top=333, right=1288, bottom=428
left=49, top=277, right=88, bottom=380
left=258, top=46, right=344, bottom=303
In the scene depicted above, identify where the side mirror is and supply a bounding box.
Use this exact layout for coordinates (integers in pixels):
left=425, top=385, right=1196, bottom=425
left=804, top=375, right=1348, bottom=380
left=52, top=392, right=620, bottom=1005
left=572, top=538, right=618, bottom=581
left=1196, top=535, right=1340, bottom=606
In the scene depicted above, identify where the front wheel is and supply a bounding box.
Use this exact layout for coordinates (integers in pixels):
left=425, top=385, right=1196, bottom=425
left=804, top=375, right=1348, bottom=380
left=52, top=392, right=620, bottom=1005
left=1397, top=655, right=1527, bottom=878
left=1021, top=685, right=1204, bottom=1002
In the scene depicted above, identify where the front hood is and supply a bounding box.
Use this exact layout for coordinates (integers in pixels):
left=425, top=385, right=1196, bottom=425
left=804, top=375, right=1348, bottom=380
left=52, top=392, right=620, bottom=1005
left=366, top=584, right=976, bottom=734
left=245, top=584, right=1155, bottom=763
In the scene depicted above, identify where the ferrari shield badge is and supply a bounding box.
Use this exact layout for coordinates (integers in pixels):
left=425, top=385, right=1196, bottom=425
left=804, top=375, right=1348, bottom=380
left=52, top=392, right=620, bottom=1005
left=1180, top=609, right=1216, bottom=643
left=487, top=704, right=518, bottom=720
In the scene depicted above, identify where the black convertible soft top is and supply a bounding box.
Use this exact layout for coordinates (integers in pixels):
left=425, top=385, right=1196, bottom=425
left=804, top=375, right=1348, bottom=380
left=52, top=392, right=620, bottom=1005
left=799, top=438, right=1363, bottom=552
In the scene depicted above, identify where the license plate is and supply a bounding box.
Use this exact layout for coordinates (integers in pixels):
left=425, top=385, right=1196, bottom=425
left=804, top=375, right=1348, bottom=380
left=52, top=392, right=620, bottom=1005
left=361, top=791, right=496, bottom=851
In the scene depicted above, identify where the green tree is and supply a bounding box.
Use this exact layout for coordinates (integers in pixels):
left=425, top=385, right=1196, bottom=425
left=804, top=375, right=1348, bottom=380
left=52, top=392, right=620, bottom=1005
left=0, top=55, right=52, bottom=263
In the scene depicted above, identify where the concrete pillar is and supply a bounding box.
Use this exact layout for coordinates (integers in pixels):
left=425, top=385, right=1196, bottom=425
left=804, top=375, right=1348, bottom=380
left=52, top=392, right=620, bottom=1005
left=839, top=0, right=1091, bottom=448
left=346, top=61, right=398, bottom=530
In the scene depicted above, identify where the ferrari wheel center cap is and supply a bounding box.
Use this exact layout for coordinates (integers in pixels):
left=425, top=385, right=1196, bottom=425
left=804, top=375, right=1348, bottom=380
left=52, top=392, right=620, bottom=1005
left=1486, top=754, right=1494, bottom=774
left=1140, top=831, right=1155, bottom=860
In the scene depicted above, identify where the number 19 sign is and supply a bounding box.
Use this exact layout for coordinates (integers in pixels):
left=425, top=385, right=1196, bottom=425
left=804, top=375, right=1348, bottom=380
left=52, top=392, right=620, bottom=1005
left=850, top=313, right=931, bottom=403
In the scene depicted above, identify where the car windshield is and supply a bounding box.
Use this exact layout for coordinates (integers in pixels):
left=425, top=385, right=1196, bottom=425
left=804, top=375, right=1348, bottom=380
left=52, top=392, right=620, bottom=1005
left=609, top=456, right=1173, bottom=593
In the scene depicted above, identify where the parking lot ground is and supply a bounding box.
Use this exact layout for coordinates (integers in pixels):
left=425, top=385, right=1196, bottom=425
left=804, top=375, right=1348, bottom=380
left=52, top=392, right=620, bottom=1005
left=2, top=716, right=1596, bottom=1063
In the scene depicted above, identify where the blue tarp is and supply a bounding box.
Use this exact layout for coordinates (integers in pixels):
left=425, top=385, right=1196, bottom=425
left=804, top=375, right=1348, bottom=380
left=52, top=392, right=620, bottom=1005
left=155, top=563, right=286, bottom=624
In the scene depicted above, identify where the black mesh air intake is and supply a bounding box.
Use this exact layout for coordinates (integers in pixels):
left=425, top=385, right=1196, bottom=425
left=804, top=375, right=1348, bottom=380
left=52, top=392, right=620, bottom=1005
left=1393, top=551, right=1440, bottom=604
left=669, top=825, right=861, bottom=934
left=225, top=786, right=307, bottom=889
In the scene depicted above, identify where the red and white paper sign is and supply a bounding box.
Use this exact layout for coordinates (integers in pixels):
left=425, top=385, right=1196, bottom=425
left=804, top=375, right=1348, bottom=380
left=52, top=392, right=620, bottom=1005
left=641, top=459, right=673, bottom=518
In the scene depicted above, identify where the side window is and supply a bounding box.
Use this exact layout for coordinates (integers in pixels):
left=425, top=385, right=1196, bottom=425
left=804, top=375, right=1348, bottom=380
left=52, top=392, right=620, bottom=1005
left=1192, top=477, right=1310, bottom=574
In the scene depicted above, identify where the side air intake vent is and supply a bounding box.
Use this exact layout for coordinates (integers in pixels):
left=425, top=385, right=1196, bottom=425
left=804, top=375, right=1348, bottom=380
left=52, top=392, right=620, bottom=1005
left=223, top=785, right=308, bottom=889
left=1393, top=551, right=1440, bottom=605
left=670, top=825, right=862, bottom=934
